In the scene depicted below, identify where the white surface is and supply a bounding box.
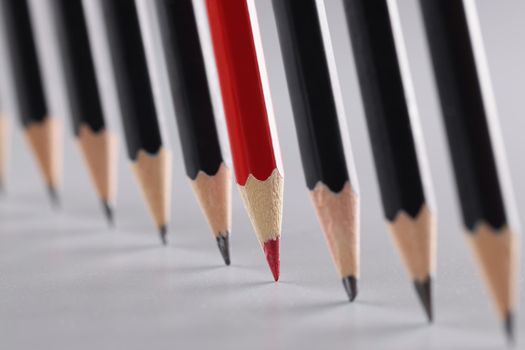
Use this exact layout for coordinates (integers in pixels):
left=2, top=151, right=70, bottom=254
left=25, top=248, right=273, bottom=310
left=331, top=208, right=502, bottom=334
left=1, top=0, right=525, bottom=349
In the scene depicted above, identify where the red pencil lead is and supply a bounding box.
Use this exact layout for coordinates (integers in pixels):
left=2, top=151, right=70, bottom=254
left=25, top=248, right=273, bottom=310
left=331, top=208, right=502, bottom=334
left=263, top=238, right=280, bottom=282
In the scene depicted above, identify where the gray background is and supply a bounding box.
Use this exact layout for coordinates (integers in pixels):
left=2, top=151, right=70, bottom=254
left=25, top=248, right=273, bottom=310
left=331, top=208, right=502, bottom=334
left=1, top=0, right=524, bottom=349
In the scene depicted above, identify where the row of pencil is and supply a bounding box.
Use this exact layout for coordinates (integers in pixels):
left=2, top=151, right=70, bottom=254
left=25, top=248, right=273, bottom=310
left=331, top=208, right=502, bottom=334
left=0, top=0, right=519, bottom=342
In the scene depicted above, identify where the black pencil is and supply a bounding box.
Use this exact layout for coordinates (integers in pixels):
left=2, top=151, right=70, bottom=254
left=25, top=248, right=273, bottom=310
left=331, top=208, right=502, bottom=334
left=272, top=0, right=360, bottom=301
left=154, top=0, right=231, bottom=265
left=342, top=0, right=436, bottom=321
left=101, top=0, right=171, bottom=244
left=0, top=0, right=61, bottom=204
left=51, top=0, right=117, bottom=224
left=419, top=0, right=518, bottom=341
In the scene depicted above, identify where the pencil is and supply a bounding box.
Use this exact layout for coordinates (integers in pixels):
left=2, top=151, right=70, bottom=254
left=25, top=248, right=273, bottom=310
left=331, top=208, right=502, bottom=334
left=51, top=0, right=117, bottom=224
left=420, top=0, right=518, bottom=340
left=342, top=0, right=436, bottom=320
left=206, top=0, right=284, bottom=281
left=0, top=0, right=61, bottom=204
left=154, top=0, right=231, bottom=265
left=101, top=0, right=171, bottom=244
left=272, top=0, right=359, bottom=300
left=0, top=105, right=7, bottom=192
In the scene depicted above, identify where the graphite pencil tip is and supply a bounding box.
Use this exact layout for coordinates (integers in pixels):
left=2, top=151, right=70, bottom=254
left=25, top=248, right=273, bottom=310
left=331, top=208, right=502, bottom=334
left=102, top=200, right=114, bottom=227
left=216, top=233, right=231, bottom=266
left=159, top=225, right=168, bottom=246
left=47, top=185, right=60, bottom=208
left=342, top=276, right=358, bottom=302
left=414, top=277, right=433, bottom=323
left=263, top=237, right=280, bottom=282
left=504, top=312, right=515, bottom=345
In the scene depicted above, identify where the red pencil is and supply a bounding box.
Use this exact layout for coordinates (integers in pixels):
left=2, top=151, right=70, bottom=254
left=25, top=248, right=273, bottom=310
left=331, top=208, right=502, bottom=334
left=206, top=0, right=284, bottom=281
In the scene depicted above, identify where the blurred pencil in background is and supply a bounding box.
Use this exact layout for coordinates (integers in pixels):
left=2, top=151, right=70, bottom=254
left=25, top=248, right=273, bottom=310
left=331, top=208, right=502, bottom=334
left=342, top=0, right=436, bottom=321
left=100, top=0, right=171, bottom=244
left=0, top=99, right=7, bottom=192
left=420, top=0, right=519, bottom=340
left=0, top=0, right=62, bottom=205
left=50, top=0, right=118, bottom=224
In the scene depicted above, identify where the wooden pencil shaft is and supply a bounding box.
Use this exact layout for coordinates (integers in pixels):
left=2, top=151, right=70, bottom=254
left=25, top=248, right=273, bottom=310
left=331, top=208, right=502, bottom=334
left=238, top=169, right=283, bottom=243
left=77, top=125, right=117, bottom=202
left=468, top=224, right=515, bottom=317
left=131, top=147, right=172, bottom=228
left=387, top=205, right=435, bottom=280
left=156, top=0, right=224, bottom=179
left=343, top=0, right=426, bottom=220
left=0, top=0, right=47, bottom=126
left=102, top=0, right=162, bottom=160
left=272, top=0, right=350, bottom=192
left=310, top=182, right=359, bottom=278
left=23, top=116, right=61, bottom=187
left=419, top=0, right=506, bottom=230
left=190, top=163, right=232, bottom=236
left=52, top=0, right=105, bottom=135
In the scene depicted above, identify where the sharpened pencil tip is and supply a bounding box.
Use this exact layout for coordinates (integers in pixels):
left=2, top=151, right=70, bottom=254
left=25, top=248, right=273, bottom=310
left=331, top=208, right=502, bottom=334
left=47, top=185, right=60, bottom=208
left=342, top=276, right=358, bottom=302
left=216, top=233, right=231, bottom=266
left=263, top=237, right=280, bottom=281
left=102, top=200, right=114, bottom=227
left=504, top=311, right=515, bottom=345
left=159, top=225, right=168, bottom=246
left=414, top=277, right=433, bottom=323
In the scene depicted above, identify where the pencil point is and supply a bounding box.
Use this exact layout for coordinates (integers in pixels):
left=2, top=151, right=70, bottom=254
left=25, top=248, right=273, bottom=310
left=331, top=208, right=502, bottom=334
left=102, top=200, right=114, bottom=227
left=504, top=311, right=514, bottom=345
left=216, top=233, right=231, bottom=266
left=414, top=277, right=433, bottom=323
left=159, top=225, right=168, bottom=246
left=263, top=237, right=280, bottom=281
left=47, top=185, right=60, bottom=208
left=342, top=276, right=358, bottom=302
